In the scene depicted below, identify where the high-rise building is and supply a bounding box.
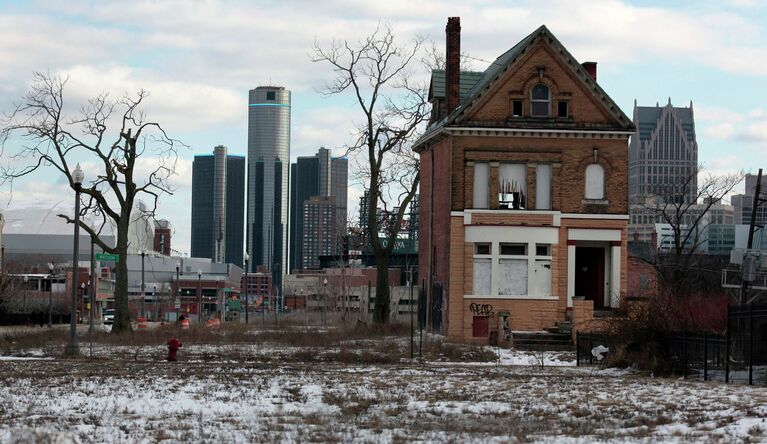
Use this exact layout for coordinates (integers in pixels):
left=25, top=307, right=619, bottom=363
left=331, top=156, right=348, bottom=228
left=732, top=173, right=767, bottom=227
left=288, top=147, right=348, bottom=272
left=191, top=146, right=245, bottom=266
left=302, top=196, right=337, bottom=270
left=629, top=99, right=698, bottom=241
left=247, top=86, right=291, bottom=289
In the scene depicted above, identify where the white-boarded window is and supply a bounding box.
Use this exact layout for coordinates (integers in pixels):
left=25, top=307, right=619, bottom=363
left=499, top=163, right=526, bottom=209
left=499, top=259, right=527, bottom=295
left=536, top=164, right=552, bottom=210
left=473, top=259, right=492, bottom=295
left=473, top=162, right=489, bottom=209
left=473, top=243, right=492, bottom=295
left=585, top=164, right=605, bottom=200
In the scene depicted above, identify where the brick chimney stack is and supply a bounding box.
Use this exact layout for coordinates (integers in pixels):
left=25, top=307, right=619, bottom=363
left=446, top=17, right=461, bottom=114
left=582, top=61, right=597, bottom=81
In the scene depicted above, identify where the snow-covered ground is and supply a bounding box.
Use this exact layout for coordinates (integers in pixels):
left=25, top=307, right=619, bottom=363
left=2, top=342, right=766, bottom=442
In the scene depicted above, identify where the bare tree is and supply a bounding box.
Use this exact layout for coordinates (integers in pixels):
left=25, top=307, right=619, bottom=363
left=312, top=25, right=429, bottom=323
left=0, top=73, right=181, bottom=333
left=641, top=167, right=743, bottom=295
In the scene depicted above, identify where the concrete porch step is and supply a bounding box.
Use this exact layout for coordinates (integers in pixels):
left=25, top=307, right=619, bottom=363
left=511, top=330, right=574, bottom=351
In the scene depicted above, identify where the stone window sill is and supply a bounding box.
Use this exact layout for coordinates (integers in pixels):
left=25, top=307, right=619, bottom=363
left=582, top=199, right=609, bottom=206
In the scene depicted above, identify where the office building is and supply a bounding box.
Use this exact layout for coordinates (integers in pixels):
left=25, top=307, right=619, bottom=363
left=732, top=173, right=767, bottom=227
left=629, top=99, right=698, bottom=241
left=288, top=147, right=348, bottom=272
left=247, top=86, right=291, bottom=289
left=191, top=145, right=245, bottom=267
left=302, top=196, right=337, bottom=269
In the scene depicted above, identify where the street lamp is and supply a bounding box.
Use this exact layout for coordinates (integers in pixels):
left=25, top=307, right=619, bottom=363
left=66, top=163, right=84, bottom=356
left=323, top=277, right=328, bottom=326
left=81, top=282, right=86, bottom=325
left=197, top=269, right=202, bottom=324
left=175, top=261, right=180, bottom=321
left=140, top=250, right=146, bottom=319
left=47, top=262, right=54, bottom=328
left=243, top=252, right=249, bottom=325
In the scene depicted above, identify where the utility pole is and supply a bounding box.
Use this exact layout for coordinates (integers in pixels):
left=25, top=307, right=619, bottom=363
left=742, top=168, right=764, bottom=305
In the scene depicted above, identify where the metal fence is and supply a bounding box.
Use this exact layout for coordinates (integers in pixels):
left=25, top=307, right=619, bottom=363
left=576, top=304, right=767, bottom=385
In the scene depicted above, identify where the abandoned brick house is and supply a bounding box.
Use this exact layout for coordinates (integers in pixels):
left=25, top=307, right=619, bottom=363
left=415, top=18, right=635, bottom=343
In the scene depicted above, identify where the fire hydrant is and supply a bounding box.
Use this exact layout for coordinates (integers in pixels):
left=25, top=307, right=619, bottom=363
left=167, top=337, right=182, bottom=361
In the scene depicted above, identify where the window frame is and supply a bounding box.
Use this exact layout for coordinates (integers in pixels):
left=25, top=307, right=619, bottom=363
left=530, top=84, right=551, bottom=118
left=584, top=163, right=606, bottom=201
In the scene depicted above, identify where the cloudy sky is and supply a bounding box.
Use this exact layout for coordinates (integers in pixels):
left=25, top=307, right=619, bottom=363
left=1, top=0, right=765, bottom=254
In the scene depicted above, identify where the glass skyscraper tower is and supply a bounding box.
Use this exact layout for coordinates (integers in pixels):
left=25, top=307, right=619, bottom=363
left=247, top=86, right=291, bottom=289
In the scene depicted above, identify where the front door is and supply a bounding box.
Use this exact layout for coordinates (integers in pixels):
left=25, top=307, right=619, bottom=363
left=575, top=247, right=605, bottom=309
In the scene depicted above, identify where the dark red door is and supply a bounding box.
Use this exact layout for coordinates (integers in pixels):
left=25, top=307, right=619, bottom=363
left=575, top=247, right=605, bottom=309
left=472, top=316, right=489, bottom=338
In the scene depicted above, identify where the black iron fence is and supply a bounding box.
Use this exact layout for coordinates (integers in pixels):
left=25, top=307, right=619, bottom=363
left=576, top=304, right=767, bottom=386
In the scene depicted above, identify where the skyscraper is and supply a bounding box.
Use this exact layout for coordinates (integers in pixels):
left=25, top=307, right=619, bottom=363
left=247, top=86, right=291, bottom=289
left=732, top=173, right=767, bottom=226
left=629, top=99, right=698, bottom=204
left=288, top=147, right=348, bottom=271
left=629, top=99, right=698, bottom=241
left=191, top=145, right=245, bottom=266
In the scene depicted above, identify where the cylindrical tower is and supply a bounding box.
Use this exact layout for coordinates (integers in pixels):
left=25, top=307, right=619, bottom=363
left=247, top=86, right=291, bottom=289
left=213, top=145, right=227, bottom=263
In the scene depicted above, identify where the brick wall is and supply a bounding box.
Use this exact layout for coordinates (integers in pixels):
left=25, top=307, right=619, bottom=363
left=455, top=136, right=628, bottom=214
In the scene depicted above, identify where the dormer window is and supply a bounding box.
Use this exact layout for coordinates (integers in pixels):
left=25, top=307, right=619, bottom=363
left=531, top=84, right=550, bottom=117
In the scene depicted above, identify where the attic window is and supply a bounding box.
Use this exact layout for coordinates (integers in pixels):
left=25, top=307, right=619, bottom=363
left=558, top=101, right=569, bottom=118
left=531, top=84, right=550, bottom=117
left=512, top=100, right=523, bottom=117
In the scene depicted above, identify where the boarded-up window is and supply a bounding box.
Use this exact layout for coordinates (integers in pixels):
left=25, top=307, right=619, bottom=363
left=531, top=259, right=552, bottom=296
left=499, top=259, right=527, bottom=296
left=472, top=316, right=489, bottom=337
left=473, top=162, right=489, bottom=209
left=585, top=164, right=605, bottom=200
left=536, top=164, right=552, bottom=210
left=473, top=258, right=491, bottom=295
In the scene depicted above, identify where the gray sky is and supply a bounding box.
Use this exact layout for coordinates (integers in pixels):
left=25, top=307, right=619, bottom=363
left=1, top=0, right=765, bottom=254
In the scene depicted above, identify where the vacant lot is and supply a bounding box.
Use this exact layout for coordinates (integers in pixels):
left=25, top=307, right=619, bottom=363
left=1, top=324, right=766, bottom=443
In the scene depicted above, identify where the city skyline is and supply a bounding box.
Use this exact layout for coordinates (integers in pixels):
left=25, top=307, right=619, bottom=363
left=0, top=1, right=765, bottom=255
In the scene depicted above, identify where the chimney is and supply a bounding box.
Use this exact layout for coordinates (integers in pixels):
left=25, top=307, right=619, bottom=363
left=582, top=61, right=597, bottom=81
left=446, top=17, right=461, bottom=114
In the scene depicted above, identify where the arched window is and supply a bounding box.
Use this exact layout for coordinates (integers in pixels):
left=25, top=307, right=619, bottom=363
left=585, top=164, right=605, bottom=200
left=530, top=84, right=550, bottom=117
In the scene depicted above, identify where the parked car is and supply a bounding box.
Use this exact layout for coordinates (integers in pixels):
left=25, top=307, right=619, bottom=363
left=103, top=309, right=115, bottom=325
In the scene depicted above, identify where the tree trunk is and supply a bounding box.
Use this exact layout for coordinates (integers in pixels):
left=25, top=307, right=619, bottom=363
left=111, top=215, right=133, bottom=334
left=373, top=256, right=390, bottom=323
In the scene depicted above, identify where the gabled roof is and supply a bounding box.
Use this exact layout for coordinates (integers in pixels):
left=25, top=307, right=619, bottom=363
left=428, top=69, right=485, bottom=101
left=416, top=25, right=634, bottom=147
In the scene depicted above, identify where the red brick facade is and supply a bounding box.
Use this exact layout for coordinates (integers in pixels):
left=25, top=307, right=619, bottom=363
left=416, top=23, right=633, bottom=342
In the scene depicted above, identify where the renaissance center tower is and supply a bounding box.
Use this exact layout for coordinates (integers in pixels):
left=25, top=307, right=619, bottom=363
left=247, top=86, right=291, bottom=288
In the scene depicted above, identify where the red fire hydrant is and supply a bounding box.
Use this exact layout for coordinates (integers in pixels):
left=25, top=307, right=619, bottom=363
left=167, top=337, right=182, bottom=362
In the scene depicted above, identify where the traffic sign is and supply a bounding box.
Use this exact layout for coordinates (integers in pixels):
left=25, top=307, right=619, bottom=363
left=95, top=253, right=120, bottom=262
left=174, top=299, right=181, bottom=309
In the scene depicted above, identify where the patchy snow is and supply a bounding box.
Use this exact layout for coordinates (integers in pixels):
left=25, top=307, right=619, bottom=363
left=1, top=347, right=766, bottom=442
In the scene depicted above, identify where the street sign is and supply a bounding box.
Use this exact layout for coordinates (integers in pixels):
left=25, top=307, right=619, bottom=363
left=222, top=287, right=232, bottom=292
left=174, top=299, right=181, bottom=309
left=95, top=253, right=120, bottom=262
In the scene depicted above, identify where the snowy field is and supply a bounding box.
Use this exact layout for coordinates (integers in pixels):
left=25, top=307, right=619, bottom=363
left=1, top=329, right=767, bottom=442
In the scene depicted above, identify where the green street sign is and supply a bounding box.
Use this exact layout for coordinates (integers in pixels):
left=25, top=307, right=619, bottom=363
left=222, top=287, right=232, bottom=292
left=95, top=253, right=120, bottom=262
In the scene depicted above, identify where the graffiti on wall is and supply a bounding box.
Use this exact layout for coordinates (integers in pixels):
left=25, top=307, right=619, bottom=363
left=469, top=303, right=494, bottom=317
